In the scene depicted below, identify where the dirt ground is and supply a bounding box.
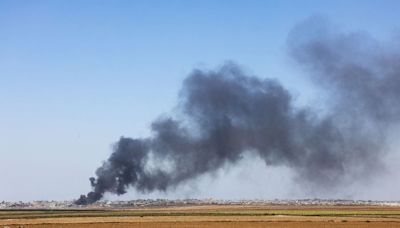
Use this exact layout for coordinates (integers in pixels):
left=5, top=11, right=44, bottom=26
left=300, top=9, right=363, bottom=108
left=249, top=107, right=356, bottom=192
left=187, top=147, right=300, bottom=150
left=2, top=205, right=400, bottom=227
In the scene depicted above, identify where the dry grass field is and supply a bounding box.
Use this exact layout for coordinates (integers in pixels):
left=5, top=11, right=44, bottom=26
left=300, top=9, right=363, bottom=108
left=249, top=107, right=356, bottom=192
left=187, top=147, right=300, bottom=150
left=2, top=205, right=400, bottom=227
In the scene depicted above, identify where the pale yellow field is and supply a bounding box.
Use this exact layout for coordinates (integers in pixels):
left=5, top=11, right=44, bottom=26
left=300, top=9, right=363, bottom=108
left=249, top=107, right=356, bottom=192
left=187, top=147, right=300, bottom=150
left=2, top=205, right=400, bottom=227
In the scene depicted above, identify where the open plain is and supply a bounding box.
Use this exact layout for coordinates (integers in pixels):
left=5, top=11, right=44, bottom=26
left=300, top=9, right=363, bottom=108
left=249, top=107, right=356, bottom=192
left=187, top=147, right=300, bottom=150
left=2, top=203, right=400, bottom=227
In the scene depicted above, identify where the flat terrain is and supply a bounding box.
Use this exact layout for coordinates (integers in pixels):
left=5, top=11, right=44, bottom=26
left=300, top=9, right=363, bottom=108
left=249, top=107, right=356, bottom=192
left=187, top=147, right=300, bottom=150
left=2, top=205, right=400, bottom=227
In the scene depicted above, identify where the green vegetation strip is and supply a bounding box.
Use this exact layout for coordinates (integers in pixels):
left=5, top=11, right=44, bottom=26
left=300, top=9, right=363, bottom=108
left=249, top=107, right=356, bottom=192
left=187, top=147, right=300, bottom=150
left=1, top=210, right=400, bottom=220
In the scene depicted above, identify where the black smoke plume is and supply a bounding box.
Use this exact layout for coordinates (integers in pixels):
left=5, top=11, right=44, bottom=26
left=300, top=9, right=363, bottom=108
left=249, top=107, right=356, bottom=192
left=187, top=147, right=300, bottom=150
left=76, top=18, right=400, bottom=204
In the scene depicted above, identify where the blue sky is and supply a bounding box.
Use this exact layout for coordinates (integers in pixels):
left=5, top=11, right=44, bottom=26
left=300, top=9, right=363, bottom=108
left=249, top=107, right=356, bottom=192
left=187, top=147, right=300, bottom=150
left=1, top=0, right=400, bottom=201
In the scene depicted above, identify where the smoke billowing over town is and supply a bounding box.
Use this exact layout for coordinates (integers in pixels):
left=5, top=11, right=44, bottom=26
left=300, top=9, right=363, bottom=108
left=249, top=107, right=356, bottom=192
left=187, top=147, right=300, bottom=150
left=77, top=19, right=400, bottom=205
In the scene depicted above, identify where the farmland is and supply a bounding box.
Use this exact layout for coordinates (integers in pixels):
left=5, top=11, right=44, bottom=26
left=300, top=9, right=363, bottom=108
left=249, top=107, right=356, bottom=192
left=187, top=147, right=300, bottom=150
left=2, top=204, right=400, bottom=227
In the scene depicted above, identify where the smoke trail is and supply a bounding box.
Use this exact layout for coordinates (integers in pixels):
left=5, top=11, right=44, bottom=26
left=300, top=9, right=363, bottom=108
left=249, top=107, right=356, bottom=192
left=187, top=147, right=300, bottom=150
left=289, top=17, right=400, bottom=124
left=76, top=18, right=399, bottom=204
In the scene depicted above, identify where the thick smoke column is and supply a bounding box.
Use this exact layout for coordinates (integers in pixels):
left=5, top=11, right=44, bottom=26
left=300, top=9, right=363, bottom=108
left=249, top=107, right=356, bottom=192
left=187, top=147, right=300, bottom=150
left=77, top=18, right=400, bottom=204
